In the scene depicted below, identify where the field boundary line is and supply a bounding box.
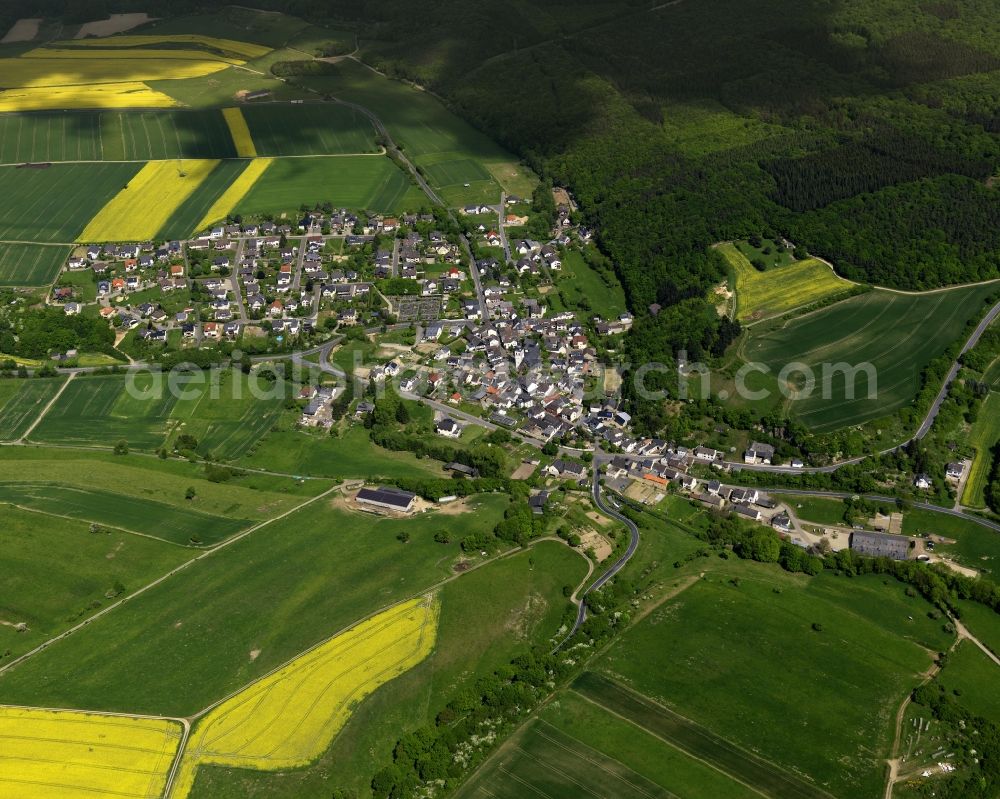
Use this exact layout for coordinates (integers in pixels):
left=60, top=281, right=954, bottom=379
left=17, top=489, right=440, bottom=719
left=572, top=675, right=837, bottom=799
left=0, top=701, right=188, bottom=726
left=532, top=719, right=679, bottom=799
left=0, top=500, right=194, bottom=548
left=0, top=440, right=330, bottom=481
left=18, top=372, right=73, bottom=442
left=568, top=689, right=770, bottom=799
left=0, top=482, right=344, bottom=678
left=186, top=536, right=585, bottom=722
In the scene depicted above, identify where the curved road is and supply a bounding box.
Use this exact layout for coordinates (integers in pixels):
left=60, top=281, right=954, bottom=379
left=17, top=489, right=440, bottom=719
left=562, top=456, right=640, bottom=642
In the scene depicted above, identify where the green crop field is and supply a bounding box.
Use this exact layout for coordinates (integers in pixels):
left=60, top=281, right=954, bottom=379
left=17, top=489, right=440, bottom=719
left=0, top=112, right=105, bottom=163
left=938, top=640, right=1000, bottom=725
left=963, top=392, right=1000, bottom=508
left=742, top=284, right=1000, bottom=432
left=0, top=506, right=191, bottom=663
left=28, top=374, right=179, bottom=450
left=0, top=378, right=66, bottom=440
left=719, top=242, right=855, bottom=323
left=135, top=7, right=311, bottom=48
left=457, top=714, right=677, bottom=799
left=595, top=570, right=951, bottom=798
left=0, top=243, right=69, bottom=285
left=0, top=496, right=510, bottom=716
left=457, top=691, right=759, bottom=799
left=0, top=110, right=236, bottom=163
left=187, top=540, right=587, bottom=798
left=157, top=158, right=248, bottom=238
left=0, top=162, right=142, bottom=243
left=26, top=372, right=282, bottom=458
left=574, top=673, right=832, bottom=799
left=114, top=109, right=237, bottom=160
left=233, top=154, right=425, bottom=215
left=0, top=482, right=249, bottom=546
left=240, top=103, right=377, bottom=156
left=286, top=60, right=536, bottom=201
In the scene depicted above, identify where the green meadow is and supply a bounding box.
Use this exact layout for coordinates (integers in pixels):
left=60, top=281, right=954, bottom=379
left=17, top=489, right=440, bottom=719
left=239, top=423, right=444, bottom=480
left=0, top=495, right=511, bottom=716
left=596, top=570, right=951, bottom=798
left=0, top=449, right=328, bottom=544
left=938, top=640, right=1000, bottom=725
left=0, top=506, right=191, bottom=662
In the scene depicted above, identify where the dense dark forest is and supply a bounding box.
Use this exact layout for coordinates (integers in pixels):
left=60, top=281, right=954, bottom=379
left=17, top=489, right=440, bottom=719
left=10, top=0, right=1000, bottom=432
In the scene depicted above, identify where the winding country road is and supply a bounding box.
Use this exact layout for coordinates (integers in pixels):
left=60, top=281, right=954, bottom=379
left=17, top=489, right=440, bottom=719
left=562, top=453, right=640, bottom=641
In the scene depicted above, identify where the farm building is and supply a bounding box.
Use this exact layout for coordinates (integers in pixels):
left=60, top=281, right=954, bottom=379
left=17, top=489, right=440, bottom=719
left=356, top=486, right=417, bottom=513
left=850, top=531, right=911, bottom=560
left=444, top=462, right=479, bottom=478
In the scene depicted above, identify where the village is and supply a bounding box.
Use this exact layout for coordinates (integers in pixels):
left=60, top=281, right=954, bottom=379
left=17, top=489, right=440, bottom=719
left=42, top=187, right=977, bottom=570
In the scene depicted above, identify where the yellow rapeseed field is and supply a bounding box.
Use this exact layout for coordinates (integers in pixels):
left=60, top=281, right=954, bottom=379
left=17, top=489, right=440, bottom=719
left=170, top=597, right=439, bottom=798
left=223, top=107, right=257, bottom=157
left=0, top=56, right=229, bottom=87
left=0, top=706, right=183, bottom=799
left=197, top=157, right=274, bottom=230
left=719, top=242, right=853, bottom=322
left=0, top=82, right=181, bottom=111
left=61, top=34, right=271, bottom=60
left=22, top=47, right=246, bottom=65
left=80, top=159, right=221, bottom=242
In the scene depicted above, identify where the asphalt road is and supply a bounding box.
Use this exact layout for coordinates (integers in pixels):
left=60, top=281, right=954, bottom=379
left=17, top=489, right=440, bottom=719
left=762, top=487, right=1000, bottom=533
left=914, top=298, right=1000, bottom=441
left=563, top=456, right=640, bottom=641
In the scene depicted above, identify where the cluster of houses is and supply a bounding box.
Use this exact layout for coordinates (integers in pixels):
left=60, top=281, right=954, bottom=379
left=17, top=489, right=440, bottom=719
left=298, top=384, right=342, bottom=428
left=63, top=241, right=185, bottom=308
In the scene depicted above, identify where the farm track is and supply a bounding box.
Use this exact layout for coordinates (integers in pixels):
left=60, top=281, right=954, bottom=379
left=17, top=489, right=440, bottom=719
left=0, top=482, right=342, bottom=678
left=17, top=371, right=72, bottom=442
